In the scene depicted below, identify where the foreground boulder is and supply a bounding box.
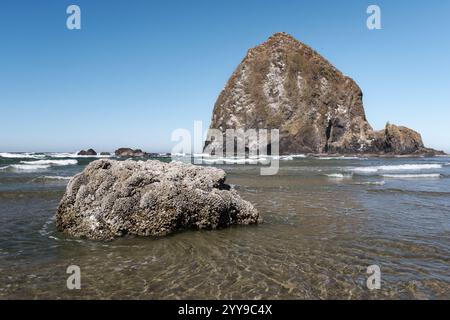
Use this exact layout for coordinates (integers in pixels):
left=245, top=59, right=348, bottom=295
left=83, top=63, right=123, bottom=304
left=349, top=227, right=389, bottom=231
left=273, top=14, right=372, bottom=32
left=205, top=32, right=441, bottom=155
left=56, top=159, right=260, bottom=240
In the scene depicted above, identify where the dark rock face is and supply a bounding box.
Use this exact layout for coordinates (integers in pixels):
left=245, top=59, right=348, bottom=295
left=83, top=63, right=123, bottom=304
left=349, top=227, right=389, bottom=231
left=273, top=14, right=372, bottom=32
left=373, top=124, right=423, bottom=155
left=56, top=160, right=260, bottom=240
left=205, top=32, right=439, bottom=155
left=77, top=149, right=97, bottom=156
left=115, top=148, right=146, bottom=158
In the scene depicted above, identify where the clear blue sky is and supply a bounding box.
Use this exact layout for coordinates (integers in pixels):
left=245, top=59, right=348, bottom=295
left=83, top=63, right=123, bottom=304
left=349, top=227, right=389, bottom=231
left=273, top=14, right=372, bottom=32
left=1, top=0, right=449, bottom=152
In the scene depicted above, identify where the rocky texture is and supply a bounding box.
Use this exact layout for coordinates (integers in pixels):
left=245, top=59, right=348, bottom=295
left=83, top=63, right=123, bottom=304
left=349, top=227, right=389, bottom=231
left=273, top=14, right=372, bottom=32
left=205, top=32, right=440, bottom=155
left=115, top=148, right=146, bottom=158
left=373, top=123, right=421, bottom=155
left=77, top=149, right=97, bottom=156
left=114, top=148, right=162, bottom=158
left=56, top=159, right=259, bottom=240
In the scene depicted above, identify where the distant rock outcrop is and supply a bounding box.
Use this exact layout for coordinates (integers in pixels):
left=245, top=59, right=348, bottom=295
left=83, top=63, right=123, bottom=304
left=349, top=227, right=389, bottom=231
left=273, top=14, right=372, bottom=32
left=205, top=32, right=440, bottom=155
left=115, top=148, right=146, bottom=158
left=373, top=123, right=437, bottom=155
left=56, top=160, right=260, bottom=240
left=77, top=149, right=97, bottom=156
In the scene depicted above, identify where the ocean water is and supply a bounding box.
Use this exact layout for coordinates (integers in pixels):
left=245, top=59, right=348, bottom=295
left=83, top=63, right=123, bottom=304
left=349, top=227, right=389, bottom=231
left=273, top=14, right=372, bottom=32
left=0, top=152, right=449, bottom=299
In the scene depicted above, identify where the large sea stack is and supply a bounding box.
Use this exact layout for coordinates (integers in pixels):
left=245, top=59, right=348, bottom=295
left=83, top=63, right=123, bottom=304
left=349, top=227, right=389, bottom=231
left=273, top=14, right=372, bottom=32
left=205, top=32, right=439, bottom=155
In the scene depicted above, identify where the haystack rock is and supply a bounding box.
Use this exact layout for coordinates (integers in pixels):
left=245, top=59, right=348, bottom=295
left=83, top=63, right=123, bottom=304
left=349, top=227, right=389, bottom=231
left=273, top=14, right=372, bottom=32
left=205, top=32, right=440, bottom=155
left=56, top=159, right=259, bottom=240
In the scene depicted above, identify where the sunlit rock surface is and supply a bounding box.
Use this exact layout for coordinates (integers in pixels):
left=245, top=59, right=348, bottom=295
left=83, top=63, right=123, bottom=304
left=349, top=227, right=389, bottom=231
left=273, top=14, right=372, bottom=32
left=56, top=159, right=260, bottom=240
left=205, top=32, right=440, bottom=155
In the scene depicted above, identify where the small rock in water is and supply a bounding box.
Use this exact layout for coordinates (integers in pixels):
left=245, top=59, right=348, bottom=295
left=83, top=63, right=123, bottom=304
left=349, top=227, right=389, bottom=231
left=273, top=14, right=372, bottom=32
left=77, top=149, right=97, bottom=156
left=56, top=159, right=260, bottom=240
left=115, top=147, right=147, bottom=157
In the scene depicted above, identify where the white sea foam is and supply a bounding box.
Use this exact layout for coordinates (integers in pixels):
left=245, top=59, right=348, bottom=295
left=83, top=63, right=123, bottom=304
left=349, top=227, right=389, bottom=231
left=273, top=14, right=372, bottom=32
left=0, top=152, right=45, bottom=159
left=31, top=175, right=73, bottom=182
left=42, top=176, right=73, bottom=180
left=201, top=158, right=268, bottom=165
left=288, top=154, right=307, bottom=158
left=271, top=154, right=306, bottom=160
left=0, top=152, right=111, bottom=159
left=352, top=164, right=442, bottom=174
left=46, top=152, right=112, bottom=158
left=0, top=159, right=76, bottom=171
left=20, top=159, right=78, bottom=166
left=358, top=181, right=386, bottom=186
left=193, top=154, right=306, bottom=161
left=171, top=153, right=187, bottom=157
left=352, top=167, right=380, bottom=173
left=39, top=215, right=56, bottom=237
left=192, top=155, right=270, bottom=165
left=0, top=164, right=51, bottom=171
left=193, top=153, right=211, bottom=158
left=381, top=174, right=441, bottom=179
left=271, top=155, right=293, bottom=160
left=326, top=173, right=353, bottom=180
left=318, top=156, right=367, bottom=160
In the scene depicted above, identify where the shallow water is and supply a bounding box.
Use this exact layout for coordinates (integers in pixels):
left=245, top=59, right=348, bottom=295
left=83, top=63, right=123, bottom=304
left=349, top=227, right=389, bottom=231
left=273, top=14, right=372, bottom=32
left=0, top=153, right=449, bottom=299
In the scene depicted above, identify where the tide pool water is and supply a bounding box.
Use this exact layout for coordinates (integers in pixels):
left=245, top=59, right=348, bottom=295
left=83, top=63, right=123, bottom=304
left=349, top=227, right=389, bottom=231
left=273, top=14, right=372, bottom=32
left=0, top=153, right=449, bottom=299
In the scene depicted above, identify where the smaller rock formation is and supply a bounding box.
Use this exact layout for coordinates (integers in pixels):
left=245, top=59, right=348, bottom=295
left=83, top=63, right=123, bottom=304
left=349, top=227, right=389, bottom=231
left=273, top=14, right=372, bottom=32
left=100, top=152, right=111, bottom=156
left=372, top=123, right=425, bottom=155
left=115, top=148, right=146, bottom=158
left=77, top=149, right=97, bottom=156
left=56, top=159, right=260, bottom=240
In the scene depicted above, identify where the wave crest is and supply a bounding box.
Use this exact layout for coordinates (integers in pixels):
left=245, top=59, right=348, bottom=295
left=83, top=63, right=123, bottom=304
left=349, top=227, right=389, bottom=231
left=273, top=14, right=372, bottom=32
left=352, top=164, right=442, bottom=174
left=20, top=159, right=78, bottom=166
left=381, top=174, right=441, bottom=179
left=0, top=164, right=51, bottom=171
left=0, top=153, right=45, bottom=159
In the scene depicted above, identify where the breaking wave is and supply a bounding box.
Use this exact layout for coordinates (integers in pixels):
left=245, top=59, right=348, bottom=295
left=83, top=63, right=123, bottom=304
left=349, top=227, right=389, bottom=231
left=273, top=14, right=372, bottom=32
left=20, top=159, right=78, bottom=166
left=326, top=173, right=353, bottom=179
left=201, top=158, right=269, bottom=165
left=0, top=159, right=76, bottom=171
left=46, top=152, right=111, bottom=158
left=358, top=181, right=386, bottom=186
left=42, top=175, right=73, bottom=180
left=0, top=164, right=51, bottom=171
left=272, top=154, right=307, bottom=160
left=318, top=156, right=367, bottom=160
left=192, top=154, right=306, bottom=162
left=285, top=154, right=307, bottom=159
left=352, top=164, right=442, bottom=174
left=381, top=174, right=442, bottom=179
left=0, top=152, right=45, bottom=159
left=31, top=175, right=73, bottom=183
